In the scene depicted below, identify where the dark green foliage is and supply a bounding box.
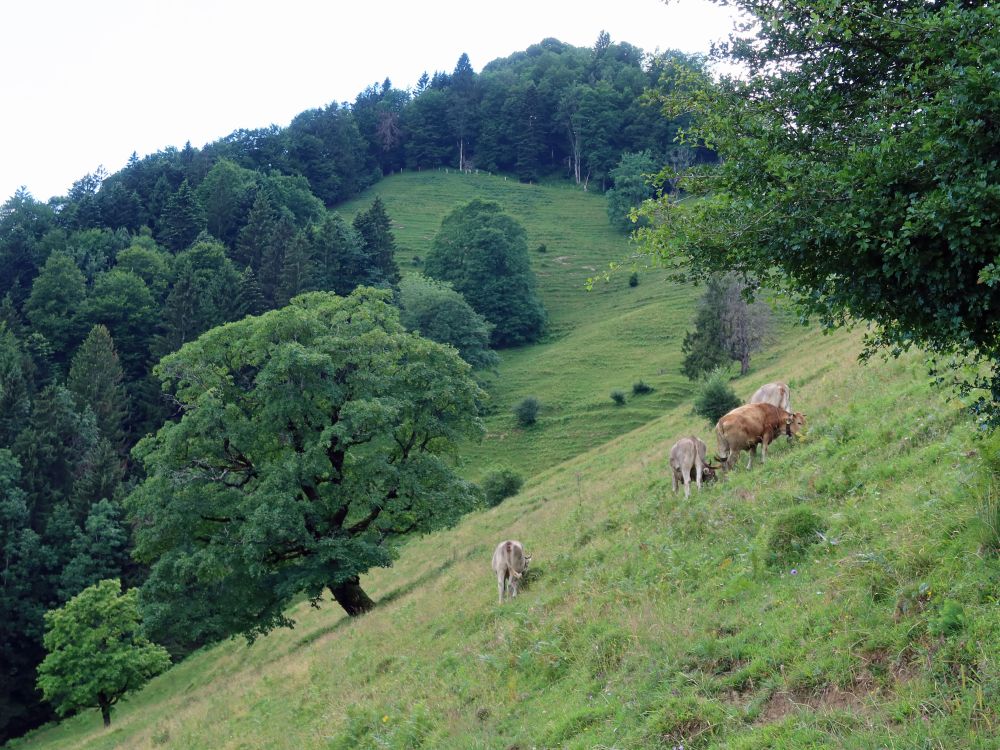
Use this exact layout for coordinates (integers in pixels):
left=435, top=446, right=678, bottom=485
left=196, top=159, right=257, bottom=248
left=640, top=1, right=1000, bottom=424
left=481, top=467, right=524, bottom=507
left=24, top=252, right=87, bottom=365
left=398, top=274, right=499, bottom=370
left=514, top=396, right=540, bottom=427
left=0, top=325, right=32, bottom=446
left=424, top=199, right=546, bottom=347
left=536, top=244, right=547, bottom=253
left=309, top=212, right=372, bottom=296
left=681, top=275, right=771, bottom=379
left=352, top=196, right=400, bottom=288
left=115, top=238, right=173, bottom=301
left=628, top=272, right=639, bottom=287
left=692, top=369, right=741, bottom=425
left=631, top=380, right=653, bottom=395
left=36, top=579, right=170, bottom=727
left=67, top=325, right=128, bottom=450
left=157, top=179, right=205, bottom=253
left=234, top=266, right=266, bottom=319
left=763, top=507, right=825, bottom=567
left=81, top=269, right=157, bottom=378
left=127, top=289, right=484, bottom=644
left=610, top=389, right=626, bottom=405
left=275, top=230, right=316, bottom=307
left=58, top=500, right=130, bottom=601
left=606, top=150, right=657, bottom=232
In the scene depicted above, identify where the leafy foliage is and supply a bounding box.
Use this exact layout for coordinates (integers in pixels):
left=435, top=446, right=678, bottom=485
left=424, top=199, right=546, bottom=347
left=127, top=289, right=484, bottom=645
left=397, top=274, right=499, bottom=370
left=692, top=368, right=741, bottom=425
left=480, top=467, right=524, bottom=507
left=639, top=0, right=1000, bottom=423
left=36, top=579, right=170, bottom=727
left=513, top=396, right=541, bottom=427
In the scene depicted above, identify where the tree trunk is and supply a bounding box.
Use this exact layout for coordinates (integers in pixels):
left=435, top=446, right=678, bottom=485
left=740, top=351, right=750, bottom=376
left=330, top=576, right=375, bottom=616
left=99, top=698, right=111, bottom=727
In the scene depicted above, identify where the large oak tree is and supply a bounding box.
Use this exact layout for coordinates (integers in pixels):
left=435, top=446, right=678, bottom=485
left=126, top=288, right=484, bottom=648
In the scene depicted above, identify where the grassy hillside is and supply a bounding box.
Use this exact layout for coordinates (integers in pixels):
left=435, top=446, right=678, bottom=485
left=14, top=322, right=1000, bottom=749
left=338, top=171, right=706, bottom=480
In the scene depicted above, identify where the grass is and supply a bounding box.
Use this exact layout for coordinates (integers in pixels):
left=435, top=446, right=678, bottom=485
left=339, top=171, right=705, bottom=480
left=11, top=174, right=1000, bottom=749
left=13, top=325, right=1000, bottom=749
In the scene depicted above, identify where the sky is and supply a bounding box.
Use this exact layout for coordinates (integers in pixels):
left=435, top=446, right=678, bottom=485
left=0, top=0, right=741, bottom=205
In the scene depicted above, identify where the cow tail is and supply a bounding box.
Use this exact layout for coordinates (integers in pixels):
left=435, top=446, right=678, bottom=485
left=505, top=541, right=512, bottom=555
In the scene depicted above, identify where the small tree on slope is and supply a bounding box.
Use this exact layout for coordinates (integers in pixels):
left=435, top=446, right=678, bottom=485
left=36, top=579, right=170, bottom=728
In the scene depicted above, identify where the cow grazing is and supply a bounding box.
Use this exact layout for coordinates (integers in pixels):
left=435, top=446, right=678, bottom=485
left=492, top=540, right=531, bottom=604
left=749, top=381, right=791, bottom=413
left=669, top=436, right=718, bottom=498
left=715, top=403, right=806, bottom=471
left=749, top=382, right=794, bottom=443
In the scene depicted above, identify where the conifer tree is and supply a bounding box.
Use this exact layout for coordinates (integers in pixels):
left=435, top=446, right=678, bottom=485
left=352, top=196, right=400, bottom=287
left=158, top=179, right=205, bottom=253
left=234, top=266, right=265, bottom=318
left=275, top=229, right=316, bottom=307
left=67, top=325, right=127, bottom=451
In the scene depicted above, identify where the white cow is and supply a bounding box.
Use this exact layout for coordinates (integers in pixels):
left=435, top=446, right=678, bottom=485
left=749, top=381, right=791, bottom=412
left=491, top=540, right=531, bottom=604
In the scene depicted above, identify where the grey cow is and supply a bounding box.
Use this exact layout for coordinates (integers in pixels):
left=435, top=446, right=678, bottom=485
left=669, top=436, right=718, bottom=497
left=492, top=540, right=531, bottom=603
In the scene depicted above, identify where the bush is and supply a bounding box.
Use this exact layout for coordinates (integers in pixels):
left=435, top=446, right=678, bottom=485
left=692, top=368, right=742, bottom=424
left=628, top=272, right=639, bottom=287
left=764, top=507, right=825, bottom=567
left=514, top=396, right=540, bottom=427
left=632, top=380, right=654, bottom=395
left=610, top=389, right=626, bottom=405
left=536, top=243, right=547, bottom=253
left=481, top=467, right=524, bottom=507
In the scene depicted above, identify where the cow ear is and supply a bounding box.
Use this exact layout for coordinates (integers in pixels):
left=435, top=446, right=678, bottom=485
left=786, top=416, right=793, bottom=424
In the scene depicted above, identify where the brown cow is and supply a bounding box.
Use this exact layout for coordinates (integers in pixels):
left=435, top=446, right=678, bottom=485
left=715, top=403, right=806, bottom=471
left=492, top=540, right=531, bottom=604
left=669, top=436, right=718, bottom=498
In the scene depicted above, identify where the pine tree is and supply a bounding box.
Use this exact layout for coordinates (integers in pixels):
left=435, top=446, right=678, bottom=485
left=158, top=179, right=205, bottom=253
left=275, top=230, right=316, bottom=307
left=352, top=196, right=400, bottom=287
left=234, top=266, right=265, bottom=318
left=309, top=213, right=369, bottom=295
left=67, top=325, right=127, bottom=451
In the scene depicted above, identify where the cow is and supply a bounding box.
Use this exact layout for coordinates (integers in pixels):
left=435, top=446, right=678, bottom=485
left=715, top=403, right=806, bottom=471
left=750, top=381, right=791, bottom=412
left=492, top=540, right=531, bottom=604
left=669, top=436, right=718, bottom=498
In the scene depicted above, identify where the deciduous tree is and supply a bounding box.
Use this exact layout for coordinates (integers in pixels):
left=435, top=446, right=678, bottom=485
left=127, top=289, right=484, bottom=646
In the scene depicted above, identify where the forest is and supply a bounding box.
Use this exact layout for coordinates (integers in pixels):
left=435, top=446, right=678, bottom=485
left=0, top=35, right=704, bottom=741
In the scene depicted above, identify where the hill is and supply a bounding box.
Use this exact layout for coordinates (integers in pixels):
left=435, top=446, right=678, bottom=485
left=12, top=313, right=999, bottom=748
left=339, top=170, right=709, bottom=480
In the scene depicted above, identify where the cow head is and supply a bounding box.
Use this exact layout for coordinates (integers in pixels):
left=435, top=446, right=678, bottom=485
left=702, top=463, right=720, bottom=483
left=785, top=411, right=807, bottom=437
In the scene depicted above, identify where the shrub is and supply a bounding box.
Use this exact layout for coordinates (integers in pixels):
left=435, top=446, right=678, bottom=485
left=536, top=243, right=547, bottom=253
left=692, top=368, right=742, bottom=424
left=610, top=389, right=626, bottom=405
left=481, top=467, right=524, bottom=507
left=411, top=255, right=421, bottom=266
left=632, top=380, right=654, bottom=395
left=764, top=507, right=825, bottom=567
left=929, top=600, right=967, bottom=637
left=628, top=272, right=639, bottom=287
left=514, top=396, right=540, bottom=427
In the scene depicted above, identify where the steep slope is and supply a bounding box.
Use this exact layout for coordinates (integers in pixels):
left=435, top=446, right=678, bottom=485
left=14, top=322, right=999, bottom=749
left=339, top=171, right=706, bottom=479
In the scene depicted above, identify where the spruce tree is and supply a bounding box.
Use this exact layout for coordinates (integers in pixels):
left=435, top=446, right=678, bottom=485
left=67, top=325, right=127, bottom=451
left=352, top=196, right=400, bottom=287
left=234, top=266, right=265, bottom=318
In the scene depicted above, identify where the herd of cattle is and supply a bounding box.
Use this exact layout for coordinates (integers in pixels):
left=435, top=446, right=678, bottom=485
left=491, top=381, right=807, bottom=603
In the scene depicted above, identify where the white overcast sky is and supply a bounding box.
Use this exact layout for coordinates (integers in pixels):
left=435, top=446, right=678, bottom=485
left=1, top=0, right=740, bottom=204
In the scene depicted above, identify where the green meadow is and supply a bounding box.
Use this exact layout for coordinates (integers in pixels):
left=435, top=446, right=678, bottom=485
left=11, top=174, right=999, bottom=749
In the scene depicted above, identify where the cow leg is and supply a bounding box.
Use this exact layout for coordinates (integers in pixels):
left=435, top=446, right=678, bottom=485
left=746, top=448, right=753, bottom=470
left=683, top=469, right=691, bottom=498
left=510, top=574, right=519, bottom=599
left=497, top=572, right=505, bottom=604
left=695, top=461, right=703, bottom=491
left=672, top=470, right=678, bottom=494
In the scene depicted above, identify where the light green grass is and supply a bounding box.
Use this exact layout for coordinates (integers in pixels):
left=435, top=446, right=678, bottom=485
left=340, top=172, right=707, bottom=479
left=13, top=326, right=1000, bottom=750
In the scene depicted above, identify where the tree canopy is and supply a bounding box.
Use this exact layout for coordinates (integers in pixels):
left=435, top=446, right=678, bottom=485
left=36, top=579, right=170, bottom=727
left=638, top=0, right=1000, bottom=424
left=126, top=289, right=484, bottom=648
left=424, top=199, right=546, bottom=347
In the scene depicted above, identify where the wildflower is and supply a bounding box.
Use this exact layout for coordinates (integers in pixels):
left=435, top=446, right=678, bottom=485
left=790, top=568, right=798, bottom=575
left=382, top=715, right=389, bottom=723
